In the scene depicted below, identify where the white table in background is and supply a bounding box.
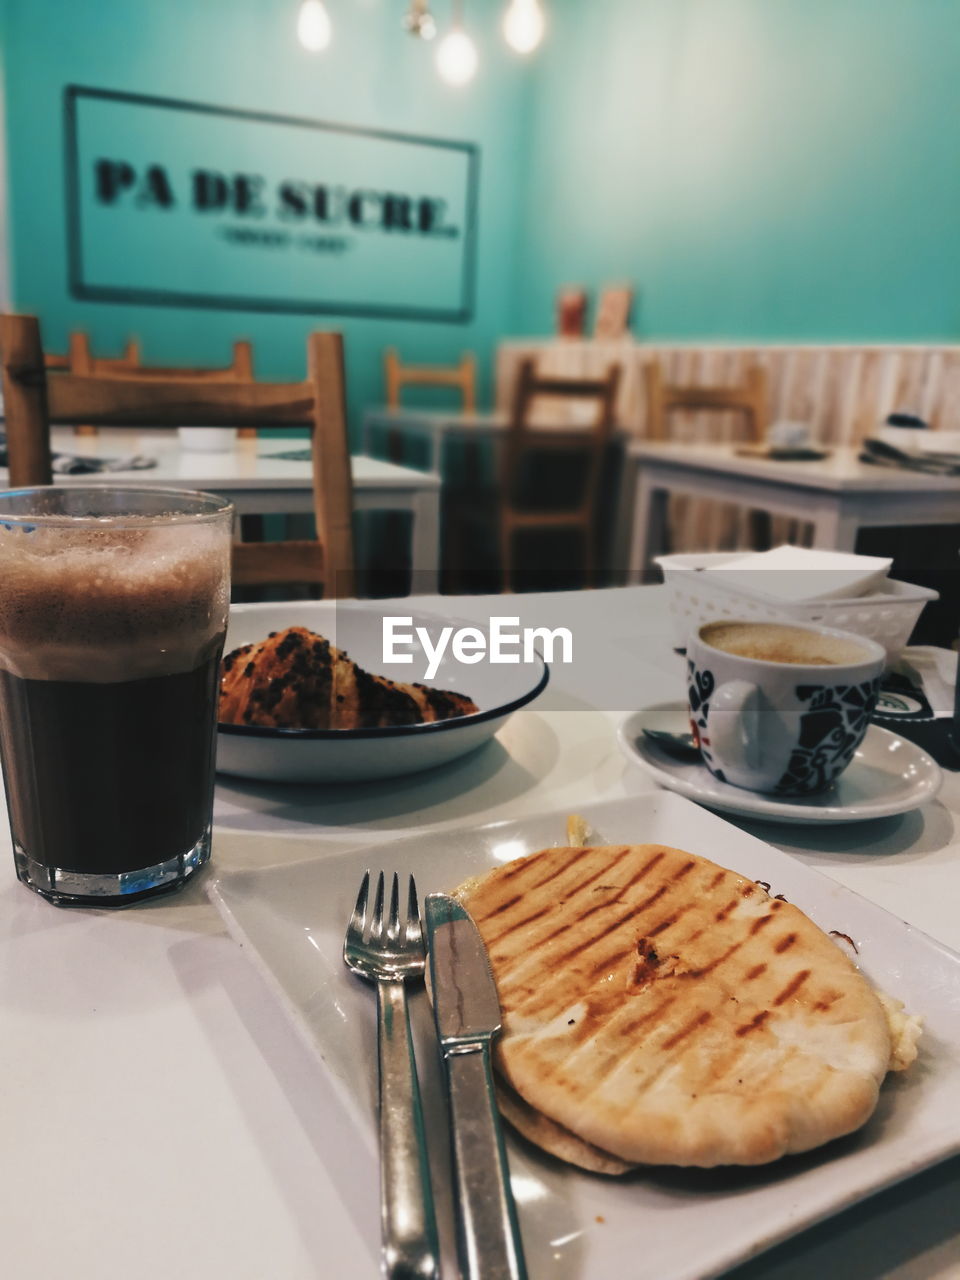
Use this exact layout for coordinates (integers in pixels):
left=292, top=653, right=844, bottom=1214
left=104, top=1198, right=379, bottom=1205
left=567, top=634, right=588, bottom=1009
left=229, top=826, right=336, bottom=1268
left=627, top=441, right=960, bottom=574
left=0, top=585, right=957, bottom=1279
left=1, top=428, right=443, bottom=593
left=361, top=405, right=509, bottom=474
left=363, top=407, right=638, bottom=582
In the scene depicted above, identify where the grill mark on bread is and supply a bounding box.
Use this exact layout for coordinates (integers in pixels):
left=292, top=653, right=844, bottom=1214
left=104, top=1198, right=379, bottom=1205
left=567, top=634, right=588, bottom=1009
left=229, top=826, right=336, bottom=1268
left=522, top=883, right=760, bottom=1004
left=745, top=962, right=768, bottom=981
left=750, top=914, right=775, bottom=935
left=774, top=933, right=798, bottom=954
left=617, top=996, right=678, bottom=1041
left=491, top=843, right=596, bottom=887
left=714, top=898, right=740, bottom=923
left=774, top=970, right=811, bottom=1006
left=661, top=1009, right=712, bottom=1051
left=484, top=894, right=523, bottom=919
left=635, top=884, right=670, bottom=914
left=540, top=908, right=637, bottom=965
left=559, top=994, right=679, bottom=1053
left=512, top=995, right=679, bottom=1095
left=647, top=904, right=692, bottom=937
left=549, top=875, right=696, bottom=969
left=482, top=848, right=634, bottom=942
left=689, top=939, right=745, bottom=977
left=498, top=850, right=682, bottom=990
left=635, top=848, right=667, bottom=880
left=736, top=1010, right=770, bottom=1037
left=708, top=870, right=726, bottom=890
left=486, top=905, right=556, bottom=954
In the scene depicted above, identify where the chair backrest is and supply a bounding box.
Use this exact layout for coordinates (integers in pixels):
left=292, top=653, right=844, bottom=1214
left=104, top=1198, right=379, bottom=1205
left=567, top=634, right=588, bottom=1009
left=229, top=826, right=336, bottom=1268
left=502, top=357, right=621, bottom=517
left=644, top=359, right=768, bottom=443
left=69, top=333, right=254, bottom=383
left=0, top=315, right=354, bottom=597
left=54, top=333, right=256, bottom=436
left=384, top=348, right=476, bottom=412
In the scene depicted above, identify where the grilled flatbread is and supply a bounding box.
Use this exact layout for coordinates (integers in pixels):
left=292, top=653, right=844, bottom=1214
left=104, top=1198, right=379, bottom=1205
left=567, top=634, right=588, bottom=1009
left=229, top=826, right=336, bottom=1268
left=496, top=1077, right=637, bottom=1175
left=459, top=843, right=906, bottom=1169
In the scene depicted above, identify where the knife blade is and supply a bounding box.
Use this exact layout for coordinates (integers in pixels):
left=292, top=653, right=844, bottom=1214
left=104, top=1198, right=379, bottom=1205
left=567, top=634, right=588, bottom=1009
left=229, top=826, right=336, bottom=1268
left=425, top=894, right=528, bottom=1280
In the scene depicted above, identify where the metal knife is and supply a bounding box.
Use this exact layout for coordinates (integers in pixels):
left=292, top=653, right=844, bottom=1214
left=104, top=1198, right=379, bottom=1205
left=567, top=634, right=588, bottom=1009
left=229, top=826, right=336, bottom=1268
left=425, top=893, right=528, bottom=1280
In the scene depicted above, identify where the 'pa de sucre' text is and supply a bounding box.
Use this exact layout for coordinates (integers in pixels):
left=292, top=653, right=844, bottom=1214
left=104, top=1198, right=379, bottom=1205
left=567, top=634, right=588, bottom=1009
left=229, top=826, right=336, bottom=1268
left=93, top=160, right=459, bottom=237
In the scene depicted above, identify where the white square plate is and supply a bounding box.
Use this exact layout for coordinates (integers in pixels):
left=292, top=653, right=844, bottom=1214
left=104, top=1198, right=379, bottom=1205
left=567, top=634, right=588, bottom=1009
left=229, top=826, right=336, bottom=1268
left=209, top=792, right=960, bottom=1280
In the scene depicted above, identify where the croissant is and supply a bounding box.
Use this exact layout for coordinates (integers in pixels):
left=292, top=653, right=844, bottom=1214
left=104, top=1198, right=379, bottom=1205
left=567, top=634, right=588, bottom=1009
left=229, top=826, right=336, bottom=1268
left=219, top=626, right=479, bottom=730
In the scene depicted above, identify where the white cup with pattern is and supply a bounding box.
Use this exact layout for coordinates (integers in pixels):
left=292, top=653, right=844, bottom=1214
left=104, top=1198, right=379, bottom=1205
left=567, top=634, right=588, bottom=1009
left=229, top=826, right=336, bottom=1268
left=687, top=620, right=886, bottom=795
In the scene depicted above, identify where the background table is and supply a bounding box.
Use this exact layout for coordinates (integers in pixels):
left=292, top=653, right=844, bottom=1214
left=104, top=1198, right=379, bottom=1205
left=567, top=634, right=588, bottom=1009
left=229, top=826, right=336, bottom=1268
left=0, top=585, right=957, bottom=1278
left=0, top=428, right=443, bottom=592
left=362, top=406, right=508, bottom=475
left=627, top=441, right=960, bottom=574
left=363, top=407, right=635, bottom=586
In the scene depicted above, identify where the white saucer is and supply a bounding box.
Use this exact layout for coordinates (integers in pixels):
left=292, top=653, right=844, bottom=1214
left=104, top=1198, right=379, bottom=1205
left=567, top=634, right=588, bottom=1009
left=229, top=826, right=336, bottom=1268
left=618, top=701, right=943, bottom=824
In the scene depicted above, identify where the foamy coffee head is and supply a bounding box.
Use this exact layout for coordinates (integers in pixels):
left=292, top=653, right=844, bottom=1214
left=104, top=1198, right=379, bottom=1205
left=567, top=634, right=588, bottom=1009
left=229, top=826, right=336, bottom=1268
left=700, top=621, right=870, bottom=667
left=0, top=520, right=231, bottom=682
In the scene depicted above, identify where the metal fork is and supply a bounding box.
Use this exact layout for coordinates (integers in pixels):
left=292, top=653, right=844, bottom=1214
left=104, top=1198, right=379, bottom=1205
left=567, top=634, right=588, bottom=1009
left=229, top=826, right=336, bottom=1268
left=343, top=871, right=440, bottom=1280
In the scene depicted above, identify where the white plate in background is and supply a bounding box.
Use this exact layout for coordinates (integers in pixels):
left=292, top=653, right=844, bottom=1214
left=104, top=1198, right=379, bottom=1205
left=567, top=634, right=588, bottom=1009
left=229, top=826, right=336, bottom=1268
left=216, top=601, right=549, bottom=783
left=209, top=791, right=960, bottom=1280
left=618, top=702, right=943, bottom=825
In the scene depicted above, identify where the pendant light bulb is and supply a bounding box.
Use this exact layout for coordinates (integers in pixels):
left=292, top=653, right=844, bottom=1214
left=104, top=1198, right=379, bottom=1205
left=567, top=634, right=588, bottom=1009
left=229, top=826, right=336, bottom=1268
left=297, top=0, right=332, bottom=52
left=404, top=0, right=437, bottom=40
left=503, top=0, right=545, bottom=55
left=436, top=27, right=479, bottom=86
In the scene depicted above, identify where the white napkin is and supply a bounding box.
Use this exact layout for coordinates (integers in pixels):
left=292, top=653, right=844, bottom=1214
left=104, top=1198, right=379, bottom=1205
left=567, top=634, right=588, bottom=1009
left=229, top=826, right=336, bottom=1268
left=710, top=545, right=892, bottom=603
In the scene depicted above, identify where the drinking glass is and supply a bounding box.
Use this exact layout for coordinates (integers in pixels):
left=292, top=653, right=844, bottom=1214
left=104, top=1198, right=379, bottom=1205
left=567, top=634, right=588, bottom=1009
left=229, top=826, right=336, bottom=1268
left=0, top=487, right=233, bottom=905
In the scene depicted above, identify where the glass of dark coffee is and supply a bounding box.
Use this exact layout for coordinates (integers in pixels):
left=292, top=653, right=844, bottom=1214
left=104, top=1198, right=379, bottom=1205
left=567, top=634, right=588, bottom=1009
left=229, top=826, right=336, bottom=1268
left=0, top=487, right=233, bottom=905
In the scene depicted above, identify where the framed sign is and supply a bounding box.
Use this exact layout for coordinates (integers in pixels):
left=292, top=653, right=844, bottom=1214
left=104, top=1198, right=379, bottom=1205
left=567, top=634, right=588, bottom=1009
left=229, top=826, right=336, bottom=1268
left=64, top=85, right=479, bottom=321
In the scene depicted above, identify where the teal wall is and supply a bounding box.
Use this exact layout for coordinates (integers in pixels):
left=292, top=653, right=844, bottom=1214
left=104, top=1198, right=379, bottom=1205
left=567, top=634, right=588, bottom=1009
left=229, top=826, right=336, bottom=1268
left=0, top=0, right=533, bottom=435
left=516, top=0, right=960, bottom=341
left=4, top=0, right=960, bottom=412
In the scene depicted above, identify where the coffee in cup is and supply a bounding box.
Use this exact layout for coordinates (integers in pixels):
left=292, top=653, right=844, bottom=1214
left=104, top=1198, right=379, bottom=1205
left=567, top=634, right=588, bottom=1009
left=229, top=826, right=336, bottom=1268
left=688, top=620, right=886, bottom=795
left=700, top=621, right=873, bottom=667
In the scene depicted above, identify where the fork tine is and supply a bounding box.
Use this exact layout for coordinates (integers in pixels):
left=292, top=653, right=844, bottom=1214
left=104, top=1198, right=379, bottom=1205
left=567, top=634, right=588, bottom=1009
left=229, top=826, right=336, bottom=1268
left=370, top=870, right=386, bottom=943
left=386, top=873, right=401, bottom=945
left=347, top=870, right=371, bottom=939
left=406, top=875, right=423, bottom=949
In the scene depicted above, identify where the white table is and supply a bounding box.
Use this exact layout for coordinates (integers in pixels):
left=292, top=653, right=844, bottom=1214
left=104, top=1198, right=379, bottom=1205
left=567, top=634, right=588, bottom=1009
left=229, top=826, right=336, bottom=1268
left=362, top=406, right=508, bottom=474
left=0, top=585, right=958, bottom=1278
left=1, top=429, right=443, bottom=592
left=363, top=408, right=636, bottom=583
left=627, top=441, right=960, bottom=574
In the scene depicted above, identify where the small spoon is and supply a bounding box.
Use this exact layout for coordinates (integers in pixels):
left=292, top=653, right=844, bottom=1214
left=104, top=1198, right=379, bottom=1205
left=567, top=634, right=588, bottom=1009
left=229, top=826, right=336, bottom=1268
left=641, top=727, right=701, bottom=760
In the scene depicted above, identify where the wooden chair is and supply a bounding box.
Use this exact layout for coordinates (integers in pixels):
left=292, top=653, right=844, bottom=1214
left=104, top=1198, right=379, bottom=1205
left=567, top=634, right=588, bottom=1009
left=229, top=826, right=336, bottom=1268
left=45, top=334, right=140, bottom=376
left=644, top=360, right=768, bottom=443
left=384, top=348, right=476, bottom=414
left=644, top=359, right=770, bottom=551
left=53, top=333, right=257, bottom=437
left=0, top=315, right=354, bottom=596
left=493, top=358, right=621, bottom=591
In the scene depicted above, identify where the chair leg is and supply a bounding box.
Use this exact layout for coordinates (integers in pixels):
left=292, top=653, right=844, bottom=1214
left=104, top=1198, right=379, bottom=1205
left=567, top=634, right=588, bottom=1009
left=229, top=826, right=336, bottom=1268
left=749, top=509, right=773, bottom=551
left=500, top=517, right=515, bottom=594
left=582, top=524, right=597, bottom=589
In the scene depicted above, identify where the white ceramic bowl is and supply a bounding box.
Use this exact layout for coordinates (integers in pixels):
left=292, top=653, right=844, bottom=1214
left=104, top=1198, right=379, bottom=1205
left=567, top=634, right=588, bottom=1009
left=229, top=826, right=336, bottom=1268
left=216, top=601, right=549, bottom=783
